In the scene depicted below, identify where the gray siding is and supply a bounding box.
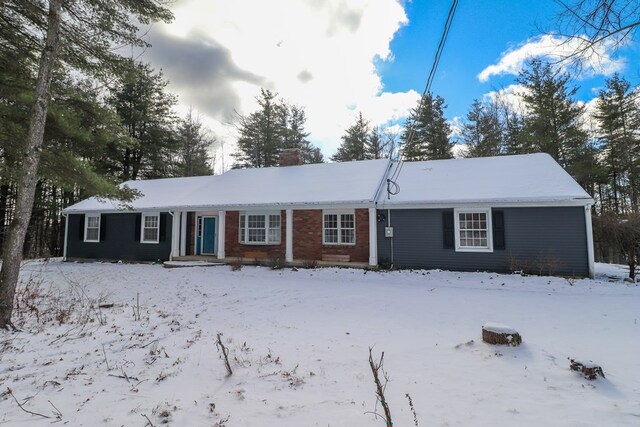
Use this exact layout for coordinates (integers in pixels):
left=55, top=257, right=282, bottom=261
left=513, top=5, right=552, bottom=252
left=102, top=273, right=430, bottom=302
left=67, top=213, right=172, bottom=262
left=377, top=207, right=589, bottom=277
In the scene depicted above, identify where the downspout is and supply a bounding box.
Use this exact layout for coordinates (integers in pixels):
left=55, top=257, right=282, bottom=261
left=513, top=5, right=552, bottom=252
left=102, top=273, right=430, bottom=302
left=62, top=212, right=68, bottom=261
left=584, top=204, right=595, bottom=278
left=388, top=208, right=393, bottom=268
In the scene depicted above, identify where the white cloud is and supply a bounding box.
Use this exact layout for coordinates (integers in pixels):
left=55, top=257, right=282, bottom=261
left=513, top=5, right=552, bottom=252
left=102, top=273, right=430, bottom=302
left=143, top=0, right=414, bottom=168
left=478, top=34, right=625, bottom=82
left=482, top=84, right=530, bottom=114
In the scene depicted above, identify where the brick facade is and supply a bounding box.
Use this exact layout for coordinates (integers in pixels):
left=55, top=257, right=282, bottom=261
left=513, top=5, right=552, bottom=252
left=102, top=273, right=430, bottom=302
left=225, top=210, right=287, bottom=259
left=223, top=208, right=369, bottom=263
left=292, top=209, right=369, bottom=263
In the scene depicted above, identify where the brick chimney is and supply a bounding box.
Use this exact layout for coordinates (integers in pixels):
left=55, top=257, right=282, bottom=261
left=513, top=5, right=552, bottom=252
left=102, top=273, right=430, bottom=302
left=279, top=148, right=303, bottom=167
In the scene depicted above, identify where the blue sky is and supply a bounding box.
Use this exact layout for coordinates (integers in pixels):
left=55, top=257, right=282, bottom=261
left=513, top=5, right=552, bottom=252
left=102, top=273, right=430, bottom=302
left=380, top=0, right=640, bottom=121
left=147, top=0, right=640, bottom=168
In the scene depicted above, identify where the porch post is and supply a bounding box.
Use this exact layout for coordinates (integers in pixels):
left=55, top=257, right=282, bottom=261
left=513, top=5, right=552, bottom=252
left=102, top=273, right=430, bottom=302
left=170, top=212, right=180, bottom=260
left=585, top=204, right=595, bottom=278
left=217, top=210, right=225, bottom=259
left=286, top=209, right=293, bottom=262
left=179, top=212, right=187, bottom=256
left=368, top=207, right=377, bottom=266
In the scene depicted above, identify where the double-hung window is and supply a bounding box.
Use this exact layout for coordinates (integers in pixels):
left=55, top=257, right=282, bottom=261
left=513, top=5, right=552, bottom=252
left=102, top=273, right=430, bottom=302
left=84, top=214, right=100, bottom=242
left=454, top=208, right=492, bottom=252
left=141, top=213, right=160, bottom=244
left=323, top=211, right=355, bottom=245
left=239, top=213, right=281, bottom=244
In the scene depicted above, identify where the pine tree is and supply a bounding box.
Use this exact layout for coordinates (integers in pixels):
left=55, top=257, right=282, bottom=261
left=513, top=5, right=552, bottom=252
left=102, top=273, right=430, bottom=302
left=0, top=0, right=173, bottom=328
left=177, top=108, right=214, bottom=177
left=106, top=61, right=179, bottom=180
left=462, top=99, right=504, bottom=157
left=365, top=126, right=387, bottom=159
left=331, top=113, right=370, bottom=162
left=233, top=89, right=323, bottom=167
left=594, top=74, right=640, bottom=213
left=401, top=93, right=453, bottom=161
left=518, top=59, right=594, bottom=191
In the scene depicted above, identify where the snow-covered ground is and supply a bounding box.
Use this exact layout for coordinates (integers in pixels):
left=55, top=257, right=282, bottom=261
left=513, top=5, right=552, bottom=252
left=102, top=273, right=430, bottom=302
left=1, top=260, right=638, bottom=426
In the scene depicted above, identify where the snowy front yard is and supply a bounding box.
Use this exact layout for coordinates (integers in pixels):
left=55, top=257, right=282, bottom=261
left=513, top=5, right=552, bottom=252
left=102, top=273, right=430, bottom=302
left=1, top=261, right=639, bottom=426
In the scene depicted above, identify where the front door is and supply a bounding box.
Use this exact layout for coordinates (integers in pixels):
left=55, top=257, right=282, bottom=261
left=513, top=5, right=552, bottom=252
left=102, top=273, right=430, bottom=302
left=201, top=216, right=217, bottom=255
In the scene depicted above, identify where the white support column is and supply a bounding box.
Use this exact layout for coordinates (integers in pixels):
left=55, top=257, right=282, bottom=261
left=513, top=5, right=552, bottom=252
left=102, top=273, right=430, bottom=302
left=368, top=207, right=377, bottom=266
left=585, top=204, right=595, bottom=278
left=286, top=209, right=293, bottom=262
left=217, top=210, right=226, bottom=259
left=179, top=212, right=187, bottom=256
left=62, top=214, right=69, bottom=261
left=170, top=212, right=180, bottom=260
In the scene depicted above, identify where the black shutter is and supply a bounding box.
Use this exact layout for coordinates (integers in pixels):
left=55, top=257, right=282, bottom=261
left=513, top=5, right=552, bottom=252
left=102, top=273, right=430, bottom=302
left=134, top=214, right=141, bottom=242
left=492, top=210, right=505, bottom=250
left=78, top=215, right=85, bottom=240
left=99, top=214, right=106, bottom=241
left=443, top=211, right=454, bottom=249
left=159, top=213, right=167, bottom=242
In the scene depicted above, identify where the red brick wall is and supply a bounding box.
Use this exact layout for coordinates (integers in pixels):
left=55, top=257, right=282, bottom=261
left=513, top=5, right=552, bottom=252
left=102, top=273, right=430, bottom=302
left=224, top=208, right=369, bottom=263
left=293, top=209, right=369, bottom=263
left=225, top=210, right=286, bottom=259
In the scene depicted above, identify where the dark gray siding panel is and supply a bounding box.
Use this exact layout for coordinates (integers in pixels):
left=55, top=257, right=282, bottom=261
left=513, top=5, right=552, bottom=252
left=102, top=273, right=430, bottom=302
left=67, top=213, right=172, bottom=262
left=377, top=207, right=588, bottom=277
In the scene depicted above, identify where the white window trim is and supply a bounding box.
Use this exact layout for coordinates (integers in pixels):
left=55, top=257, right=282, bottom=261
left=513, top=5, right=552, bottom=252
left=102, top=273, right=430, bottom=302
left=84, top=213, right=101, bottom=243
left=141, top=212, right=160, bottom=244
left=238, top=212, right=281, bottom=245
left=322, top=209, right=356, bottom=246
left=454, top=208, right=493, bottom=253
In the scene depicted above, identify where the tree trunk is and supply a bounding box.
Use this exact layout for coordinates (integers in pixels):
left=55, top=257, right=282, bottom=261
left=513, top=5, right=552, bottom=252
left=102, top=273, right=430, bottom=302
left=0, top=0, right=62, bottom=329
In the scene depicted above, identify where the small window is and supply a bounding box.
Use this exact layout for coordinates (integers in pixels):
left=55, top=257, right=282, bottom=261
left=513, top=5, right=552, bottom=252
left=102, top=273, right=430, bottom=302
left=454, top=209, right=492, bottom=252
left=84, top=214, right=100, bottom=242
left=141, top=213, right=160, bottom=244
left=323, top=211, right=355, bottom=245
left=239, top=212, right=281, bottom=245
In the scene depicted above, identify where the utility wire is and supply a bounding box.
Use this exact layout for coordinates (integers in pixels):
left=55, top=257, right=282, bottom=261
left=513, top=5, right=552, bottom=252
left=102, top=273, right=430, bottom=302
left=387, top=0, right=460, bottom=193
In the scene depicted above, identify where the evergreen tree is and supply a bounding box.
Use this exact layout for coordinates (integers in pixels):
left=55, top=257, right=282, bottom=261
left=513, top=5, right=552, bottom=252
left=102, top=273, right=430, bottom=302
left=594, top=74, right=640, bottom=213
left=401, top=93, right=453, bottom=161
left=0, top=0, right=173, bottom=328
left=331, top=113, right=370, bottom=162
left=177, top=108, right=214, bottom=177
left=518, top=59, right=594, bottom=191
left=365, top=126, right=387, bottom=159
left=105, top=61, right=179, bottom=180
left=233, top=89, right=323, bottom=167
left=462, top=99, right=504, bottom=157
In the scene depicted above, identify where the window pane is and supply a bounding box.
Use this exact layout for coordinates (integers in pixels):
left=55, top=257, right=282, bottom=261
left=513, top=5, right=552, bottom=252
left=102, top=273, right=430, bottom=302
left=341, top=214, right=354, bottom=229
left=341, top=229, right=355, bottom=244
left=269, top=215, right=280, bottom=228
left=248, top=228, right=265, bottom=242
left=144, top=227, right=158, bottom=242
left=268, top=228, right=281, bottom=243
left=88, top=216, right=100, bottom=227
left=86, top=228, right=99, bottom=241
left=324, top=214, right=337, bottom=229
left=248, top=215, right=265, bottom=228
left=458, top=211, right=489, bottom=248
left=324, top=229, right=338, bottom=243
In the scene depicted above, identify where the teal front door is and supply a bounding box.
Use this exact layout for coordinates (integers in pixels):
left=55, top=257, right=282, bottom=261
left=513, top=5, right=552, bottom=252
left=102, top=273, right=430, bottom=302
left=201, top=216, right=216, bottom=255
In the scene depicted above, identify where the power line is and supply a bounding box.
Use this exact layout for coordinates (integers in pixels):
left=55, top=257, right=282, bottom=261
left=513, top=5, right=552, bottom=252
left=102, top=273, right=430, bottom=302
left=387, top=0, right=460, bottom=191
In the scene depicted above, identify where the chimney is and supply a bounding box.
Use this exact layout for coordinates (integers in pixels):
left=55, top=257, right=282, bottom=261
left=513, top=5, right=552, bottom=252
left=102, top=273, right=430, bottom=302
left=279, top=148, right=303, bottom=167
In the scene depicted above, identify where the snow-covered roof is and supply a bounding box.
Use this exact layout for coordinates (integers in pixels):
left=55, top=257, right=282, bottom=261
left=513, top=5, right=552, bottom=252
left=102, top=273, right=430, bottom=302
left=378, top=153, right=593, bottom=206
left=62, top=154, right=592, bottom=214
left=62, top=159, right=392, bottom=213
